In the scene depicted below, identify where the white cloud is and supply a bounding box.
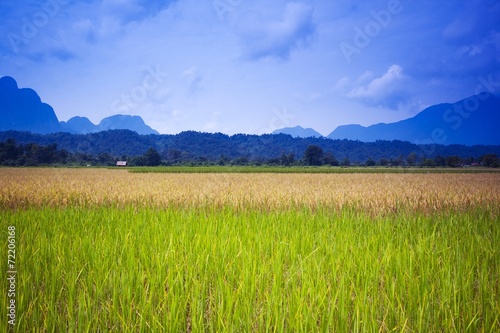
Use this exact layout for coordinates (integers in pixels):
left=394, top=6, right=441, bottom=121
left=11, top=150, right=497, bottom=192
left=236, top=2, right=315, bottom=60
left=349, top=65, right=404, bottom=98
left=333, top=76, right=349, bottom=92
left=336, top=65, right=410, bottom=110
left=357, top=70, right=374, bottom=83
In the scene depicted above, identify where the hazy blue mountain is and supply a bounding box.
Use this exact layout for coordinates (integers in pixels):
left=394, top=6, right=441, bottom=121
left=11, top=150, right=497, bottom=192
left=97, top=115, right=159, bottom=135
left=273, top=126, right=323, bottom=138
left=0, top=75, right=159, bottom=135
left=61, top=115, right=159, bottom=135
left=60, top=116, right=97, bottom=134
left=328, top=93, right=500, bottom=146
left=0, top=76, right=63, bottom=134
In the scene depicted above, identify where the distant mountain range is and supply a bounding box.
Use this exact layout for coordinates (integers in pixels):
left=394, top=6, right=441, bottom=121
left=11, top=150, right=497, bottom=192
left=60, top=115, right=159, bottom=135
left=1, top=75, right=500, bottom=146
left=272, top=126, right=322, bottom=138
left=327, top=94, right=500, bottom=146
left=0, top=76, right=158, bottom=135
left=275, top=94, right=500, bottom=146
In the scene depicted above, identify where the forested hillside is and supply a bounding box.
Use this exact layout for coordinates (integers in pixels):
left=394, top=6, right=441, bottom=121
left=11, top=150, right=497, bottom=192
left=1, top=130, right=499, bottom=167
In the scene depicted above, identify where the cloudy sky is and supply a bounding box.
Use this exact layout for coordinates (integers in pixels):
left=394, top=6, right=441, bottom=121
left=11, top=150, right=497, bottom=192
left=1, top=0, right=499, bottom=135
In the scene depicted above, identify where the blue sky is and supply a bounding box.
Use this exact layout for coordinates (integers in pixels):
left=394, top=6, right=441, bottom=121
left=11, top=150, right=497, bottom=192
left=1, top=0, right=499, bottom=135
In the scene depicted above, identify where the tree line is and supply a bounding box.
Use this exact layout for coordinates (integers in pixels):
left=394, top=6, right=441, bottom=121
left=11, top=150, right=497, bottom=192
left=2, top=130, right=500, bottom=165
left=0, top=139, right=498, bottom=168
left=301, top=145, right=499, bottom=168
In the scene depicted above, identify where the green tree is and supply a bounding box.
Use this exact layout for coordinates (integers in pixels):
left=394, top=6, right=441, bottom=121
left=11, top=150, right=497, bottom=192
left=218, top=154, right=229, bottom=166
left=394, top=155, right=405, bottom=166
left=341, top=158, right=351, bottom=167
left=304, top=145, right=324, bottom=166
left=232, top=156, right=249, bottom=165
left=98, top=152, right=114, bottom=166
left=421, top=158, right=435, bottom=168
left=280, top=151, right=295, bottom=166
left=0, top=139, right=20, bottom=162
left=434, top=155, right=446, bottom=167
left=446, top=156, right=461, bottom=168
left=167, top=149, right=182, bottom=161
left=144, top=147, right=162, bottom=166
left=407, top=153, right=418, bottom=166
left=480, top=154, right=499, bottom=167
left=323, top=152, right=339, bottom=166
left=365, top=158, right=376, bottom=167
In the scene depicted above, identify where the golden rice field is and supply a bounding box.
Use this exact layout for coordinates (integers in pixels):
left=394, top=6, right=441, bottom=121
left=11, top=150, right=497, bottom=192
left=1, top=168, right=500, bottom=332
left=1, top=168, right=500, bottom=214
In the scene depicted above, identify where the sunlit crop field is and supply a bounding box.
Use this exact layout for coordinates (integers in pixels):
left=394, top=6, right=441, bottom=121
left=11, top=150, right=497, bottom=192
left=1, top=168, right=500, bottom=214
left=1, top=168, right=499, bottom=332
